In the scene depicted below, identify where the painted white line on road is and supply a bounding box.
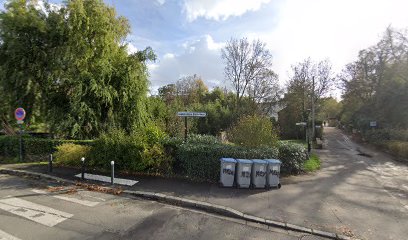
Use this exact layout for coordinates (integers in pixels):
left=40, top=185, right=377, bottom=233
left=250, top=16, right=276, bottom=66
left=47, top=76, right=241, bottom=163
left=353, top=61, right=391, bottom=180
left=31, top=189, right=99, bottom=207
left=402, top=185, right=408, bottom=191
left=80, top=193, right=106, bottom=202
left=74, top=173, right=138, bottom=186
left=0, top=197, right=73, bottom=227
left=0, top=229, right=21, bottom=240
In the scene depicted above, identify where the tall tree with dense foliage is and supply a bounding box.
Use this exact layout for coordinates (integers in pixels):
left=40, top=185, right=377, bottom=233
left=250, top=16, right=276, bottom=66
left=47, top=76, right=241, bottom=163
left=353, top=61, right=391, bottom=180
left=0, top=0, right=154, bottom=139
left=339, top=27, right=408, bottom=129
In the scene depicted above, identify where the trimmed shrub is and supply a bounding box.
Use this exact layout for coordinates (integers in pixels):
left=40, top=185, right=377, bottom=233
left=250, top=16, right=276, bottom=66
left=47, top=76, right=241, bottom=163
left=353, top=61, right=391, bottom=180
left=54, top=143, right=91, bottom=167
left=176, top=143, right=279, bottom=182
left=277, top=141, right=309, bottom=174
left=228, top=115, right=279, bottom=147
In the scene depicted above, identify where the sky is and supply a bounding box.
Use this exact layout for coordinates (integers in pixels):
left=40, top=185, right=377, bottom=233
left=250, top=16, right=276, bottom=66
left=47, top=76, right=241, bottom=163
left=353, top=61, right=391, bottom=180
left=4, top=0, right=408, bottom=94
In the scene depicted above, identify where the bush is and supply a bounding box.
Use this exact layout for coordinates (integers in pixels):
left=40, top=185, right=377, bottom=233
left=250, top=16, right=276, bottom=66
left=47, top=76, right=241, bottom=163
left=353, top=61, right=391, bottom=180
left=277, top=141, right=309, bottom=174
left=228, top=115, right=278, bottom=148
left=54, top=143, right=91, bottom=167
left=90, top=127, right=172, bottom=174
left=382, top=140, right=408, bottom=159
left=176, top=143, right=279, bottom=182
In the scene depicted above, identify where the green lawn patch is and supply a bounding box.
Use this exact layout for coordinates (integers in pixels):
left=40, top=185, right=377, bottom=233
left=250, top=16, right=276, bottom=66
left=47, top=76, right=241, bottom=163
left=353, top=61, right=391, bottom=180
left=303, top=153, right=321, bottom=172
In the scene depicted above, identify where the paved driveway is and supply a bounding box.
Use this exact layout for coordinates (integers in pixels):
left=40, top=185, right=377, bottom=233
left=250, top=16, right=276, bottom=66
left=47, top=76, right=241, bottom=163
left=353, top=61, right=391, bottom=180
left=182, top=127, right=408, bottom=240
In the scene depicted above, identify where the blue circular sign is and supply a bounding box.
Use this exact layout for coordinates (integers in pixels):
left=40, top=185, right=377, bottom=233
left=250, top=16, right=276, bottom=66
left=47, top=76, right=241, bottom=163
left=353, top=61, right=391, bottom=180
left=15, top=108, right=26, bottom=121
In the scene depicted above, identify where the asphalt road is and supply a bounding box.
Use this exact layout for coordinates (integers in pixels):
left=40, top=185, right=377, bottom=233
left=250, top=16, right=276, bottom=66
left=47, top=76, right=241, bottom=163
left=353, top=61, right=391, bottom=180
left=0, top=174, right=310, bottom=240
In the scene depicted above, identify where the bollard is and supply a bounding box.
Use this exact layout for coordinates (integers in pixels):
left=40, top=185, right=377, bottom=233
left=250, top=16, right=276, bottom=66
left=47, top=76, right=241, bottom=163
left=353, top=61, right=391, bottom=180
left=81, top=157, right=85, bottom=180
left=48, top=154, right=53, bottom=173
left=111, top=161, right=115, bottom=185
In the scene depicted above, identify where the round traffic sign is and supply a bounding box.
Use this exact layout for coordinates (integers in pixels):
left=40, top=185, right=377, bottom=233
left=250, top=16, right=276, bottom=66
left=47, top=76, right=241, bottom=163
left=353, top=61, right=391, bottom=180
left=15, top=107, right=26, bottom=121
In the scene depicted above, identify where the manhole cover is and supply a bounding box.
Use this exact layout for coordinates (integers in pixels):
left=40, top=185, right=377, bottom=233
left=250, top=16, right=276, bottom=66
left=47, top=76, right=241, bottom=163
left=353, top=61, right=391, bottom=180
left=299, top=235, right=328, bottom=240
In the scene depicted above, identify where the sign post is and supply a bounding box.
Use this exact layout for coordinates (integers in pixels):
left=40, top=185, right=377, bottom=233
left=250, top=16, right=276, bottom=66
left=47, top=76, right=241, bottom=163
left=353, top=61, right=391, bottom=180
left=15, top=108, right=26, bottom=162
left=177, top=112, right=207, bottom=141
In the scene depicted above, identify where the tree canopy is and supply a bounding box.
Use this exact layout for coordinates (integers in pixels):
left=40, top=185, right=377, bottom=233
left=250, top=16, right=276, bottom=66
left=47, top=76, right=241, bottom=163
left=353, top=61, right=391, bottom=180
left=0, top=0, right=155, bottom=139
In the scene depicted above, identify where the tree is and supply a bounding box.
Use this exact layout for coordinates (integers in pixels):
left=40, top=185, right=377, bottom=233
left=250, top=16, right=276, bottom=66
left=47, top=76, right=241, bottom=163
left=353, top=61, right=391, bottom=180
left=279, top=58, right=335, bottom=139
left=221, top=38, right=275, bottom=105
left=339, top=27, right=408, bottom=129
left=0, top=0, right=155, bottom=139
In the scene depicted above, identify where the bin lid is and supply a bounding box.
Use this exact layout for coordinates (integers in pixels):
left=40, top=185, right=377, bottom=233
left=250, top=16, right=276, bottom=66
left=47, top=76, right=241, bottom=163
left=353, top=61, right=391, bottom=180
left=252, top=159, right=267, bottom=164
left=220, top=158, right=236, bottom=163
left=236, top=159, right=253, bottom=164
left=265, top=159, right=281, bottom=164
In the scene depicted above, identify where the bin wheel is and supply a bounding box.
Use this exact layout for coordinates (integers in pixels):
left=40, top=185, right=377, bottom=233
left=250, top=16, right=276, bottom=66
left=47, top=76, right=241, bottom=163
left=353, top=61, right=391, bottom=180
left=237, top=184, right=240, bottom=188
left=250, top=184, right=254, bottom=189
left=278, top=183, right=281, bottom=189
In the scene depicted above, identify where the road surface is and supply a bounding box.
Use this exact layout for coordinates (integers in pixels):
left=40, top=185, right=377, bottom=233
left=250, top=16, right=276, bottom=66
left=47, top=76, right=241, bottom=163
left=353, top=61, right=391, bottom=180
left=0, top=174, right=310, bottom=240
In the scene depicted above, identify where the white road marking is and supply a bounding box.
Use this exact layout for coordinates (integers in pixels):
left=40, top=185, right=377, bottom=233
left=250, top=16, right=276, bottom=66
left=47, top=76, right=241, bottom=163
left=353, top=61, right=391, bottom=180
left=0, top=197, right=73, bottom=227
left=31, top=189, right=99, bottom=207
left=80, top=194, right=106, bottom=202
left=402, top=185, right=408, bottom=191
left=0, top=229, right=22, bottom=240
left=74, top=173, right=138, bottom=186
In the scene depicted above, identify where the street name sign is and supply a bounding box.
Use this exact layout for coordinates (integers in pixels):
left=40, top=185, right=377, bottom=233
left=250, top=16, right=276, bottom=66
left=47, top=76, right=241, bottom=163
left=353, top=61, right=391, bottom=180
left=177, top=112, right=207, bottom=117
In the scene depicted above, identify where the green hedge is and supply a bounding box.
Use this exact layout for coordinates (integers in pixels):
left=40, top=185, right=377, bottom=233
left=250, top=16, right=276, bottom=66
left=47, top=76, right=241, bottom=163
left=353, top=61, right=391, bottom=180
left=0, top=135, right=93, bottom=162
left=176, top=143, right=280, bottom=182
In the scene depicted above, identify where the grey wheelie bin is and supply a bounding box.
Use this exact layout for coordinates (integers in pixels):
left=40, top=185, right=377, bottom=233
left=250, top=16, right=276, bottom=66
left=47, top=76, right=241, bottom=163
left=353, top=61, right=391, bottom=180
left=251, top=159, right=267, bottom=188
left=265, top=159, right=282, bottom=189
left=219, top=158, right=237, bottom=187
left=235, top=159, right=252, bottom=188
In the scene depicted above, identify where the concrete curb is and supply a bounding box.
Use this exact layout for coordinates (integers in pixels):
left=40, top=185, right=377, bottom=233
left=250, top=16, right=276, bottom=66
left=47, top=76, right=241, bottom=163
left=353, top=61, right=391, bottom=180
left=0, top=168, right=355, bottom=240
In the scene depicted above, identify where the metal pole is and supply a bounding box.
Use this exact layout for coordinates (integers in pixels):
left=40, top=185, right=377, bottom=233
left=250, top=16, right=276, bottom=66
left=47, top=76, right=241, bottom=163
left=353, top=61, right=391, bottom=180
left=312, top=76, right=315, bottom=141
left=19, top=124, right=23, bottom=162
left=49, top=154, right=53, bottom=173
left=111, top=161, right=115, bottom=185
left=184, top=117, right=188, bottom=142
left=81, top=157, right=85, bottom=180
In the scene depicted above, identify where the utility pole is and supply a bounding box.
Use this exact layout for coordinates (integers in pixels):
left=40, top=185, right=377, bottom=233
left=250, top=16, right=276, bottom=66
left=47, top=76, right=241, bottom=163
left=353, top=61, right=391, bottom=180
left=311, top=76, right=315, bottom=141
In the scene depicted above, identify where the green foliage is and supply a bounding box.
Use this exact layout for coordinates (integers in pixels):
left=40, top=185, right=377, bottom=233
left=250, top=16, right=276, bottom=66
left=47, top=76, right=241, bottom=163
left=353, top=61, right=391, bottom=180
left=187, top=134, right=220, bottom=145
left=0, top=0, right=153, bottom=139
left=0, top=135, right=93, bottom=163
left=228, top=115, right=278, bottom=147
left=89, top=127, right=172, bottom=174
left=303, top=153, right=321, bottom=172
left=382, top=141, right=408, bottom=159
left=340, top=27, right=408, bottom=130
left=54, top=143, right=91, bottom=167
left=277, top=141, right=309, bottom=174
left=176, top=143, right=279, bottom=182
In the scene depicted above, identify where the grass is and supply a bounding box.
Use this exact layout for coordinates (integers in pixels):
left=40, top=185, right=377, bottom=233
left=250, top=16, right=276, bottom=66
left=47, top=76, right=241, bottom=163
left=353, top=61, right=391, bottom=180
left=303, top=153, right=321, bottom=172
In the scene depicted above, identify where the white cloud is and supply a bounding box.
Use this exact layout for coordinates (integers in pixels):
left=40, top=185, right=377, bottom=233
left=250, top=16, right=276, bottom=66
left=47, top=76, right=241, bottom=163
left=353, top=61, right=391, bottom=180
left=183, top=0, right=271, bottom=22
left=156, top=0, right=166, bottom=5
left=252, top=0, right=408, bottom=83
left=126, top=43, right=138, bottom=54
left=148, top=35, right=225, bottom=92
